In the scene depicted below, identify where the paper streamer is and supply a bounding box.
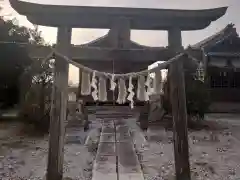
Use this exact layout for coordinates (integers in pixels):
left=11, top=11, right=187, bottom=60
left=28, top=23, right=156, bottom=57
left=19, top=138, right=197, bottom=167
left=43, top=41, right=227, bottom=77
left=98, top=77, right=107, bottom=102
left=81, top=71, right=91, bottom=95
left=110, top=74, right=116, bottom=91
left=91, top=71, right=98, bottom=101
left=145, top=74, right=151, bottom=101
left=117, top=78, right=127, bottom=104
left=153, top=70, right=162, bottom=94
left=127, top=76, right=135, bottom=109
left=137, top=75, right=147, bottom=101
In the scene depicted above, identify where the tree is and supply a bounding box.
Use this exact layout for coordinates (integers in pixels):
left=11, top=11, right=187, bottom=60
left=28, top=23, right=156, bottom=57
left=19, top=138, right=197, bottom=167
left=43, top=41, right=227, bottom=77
left=0, top=16, right=53, bottom=132
left=21, top=56, right=54, bottom=132
left=24, top=53, right=54, bottom=116
left=0, top=17, right=33, bottom=108
left=18, top=26, right=53, bottom=132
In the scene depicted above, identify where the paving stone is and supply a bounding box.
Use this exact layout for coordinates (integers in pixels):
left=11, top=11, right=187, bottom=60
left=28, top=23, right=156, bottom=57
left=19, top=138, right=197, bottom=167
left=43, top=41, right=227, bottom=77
left=118, top=173, right=144, bottom=180
left=117, top=142, right=142, bottom=173
left=92, top=172, right=117, bottom=180
left=94, top=155, right=117, bottom=172
left=92, top=155, right=117, bottom=180
left=98, top=142, right=116, bottom=156
left=116, top=131, right=131, bottom=142
left=100, top=133, right=115, bottom=142
left=65, top=135, right=83, bottom=144
left=102, top=121, right=114, bottom=126
left=92, top=109, right=143, bottom=180
left=102, top=126, right=115, bottom=134
left=116, top=125, right=129, bottom=134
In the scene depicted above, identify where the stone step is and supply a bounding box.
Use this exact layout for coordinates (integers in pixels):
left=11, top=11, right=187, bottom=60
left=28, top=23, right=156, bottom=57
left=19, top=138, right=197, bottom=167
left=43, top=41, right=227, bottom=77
left=66, top=121, right=83, bottom=128
left=96, top=115, right=135, bottom=119
left=96, top=114, right=134, bottom=116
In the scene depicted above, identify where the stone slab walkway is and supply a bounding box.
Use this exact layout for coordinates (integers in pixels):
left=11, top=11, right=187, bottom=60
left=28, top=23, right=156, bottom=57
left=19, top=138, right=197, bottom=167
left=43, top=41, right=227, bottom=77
left=92, top=108, right=144, bottom=180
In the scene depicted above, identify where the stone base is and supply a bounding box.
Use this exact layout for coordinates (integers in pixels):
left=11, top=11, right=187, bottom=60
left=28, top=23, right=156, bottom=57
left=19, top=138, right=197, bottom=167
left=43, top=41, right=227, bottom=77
left=148, top=93, right=165, bottom=122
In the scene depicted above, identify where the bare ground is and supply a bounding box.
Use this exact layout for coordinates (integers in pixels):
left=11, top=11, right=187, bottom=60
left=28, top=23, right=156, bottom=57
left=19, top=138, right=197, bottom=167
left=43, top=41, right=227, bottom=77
left=0, top=116, right=101, bottom=180
left=1, top=113, right=240, bottom=180
left=136, top=114, right=240, bottom=180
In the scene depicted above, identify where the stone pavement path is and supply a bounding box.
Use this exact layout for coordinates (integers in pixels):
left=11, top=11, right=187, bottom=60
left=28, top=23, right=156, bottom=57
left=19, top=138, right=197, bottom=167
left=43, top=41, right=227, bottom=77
left=91, top=107, right=144, bottom=180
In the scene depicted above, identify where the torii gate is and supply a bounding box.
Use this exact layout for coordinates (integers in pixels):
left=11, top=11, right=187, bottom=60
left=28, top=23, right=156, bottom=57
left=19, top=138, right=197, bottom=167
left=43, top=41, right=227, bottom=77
left=9, top=0, right=227, bottom=180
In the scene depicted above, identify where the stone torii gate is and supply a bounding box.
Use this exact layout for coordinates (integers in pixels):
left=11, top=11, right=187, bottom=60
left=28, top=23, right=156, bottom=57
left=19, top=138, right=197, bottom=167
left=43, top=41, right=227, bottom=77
left=9, top=0, right=227, bottom=180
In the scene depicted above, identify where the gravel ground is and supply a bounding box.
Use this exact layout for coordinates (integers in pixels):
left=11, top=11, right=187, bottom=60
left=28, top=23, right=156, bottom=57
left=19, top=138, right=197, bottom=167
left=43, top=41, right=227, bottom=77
left=0, top=116, right=101, bottom=180
left=133, top=115, right=240, bottom=180
left=1, top=112, right=240, bottom=180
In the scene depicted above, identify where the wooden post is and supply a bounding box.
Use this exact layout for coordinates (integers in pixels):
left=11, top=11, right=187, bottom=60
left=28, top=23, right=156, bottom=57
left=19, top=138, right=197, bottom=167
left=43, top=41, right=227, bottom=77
left=168, top=28, right=191, bottom=180
left=47, top=27, right=72, bottom=180
left=77, top=69, right=82, bottom=101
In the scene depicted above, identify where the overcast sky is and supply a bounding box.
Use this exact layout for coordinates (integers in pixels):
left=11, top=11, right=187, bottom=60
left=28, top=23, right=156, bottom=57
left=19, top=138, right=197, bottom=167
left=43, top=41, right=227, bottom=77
left=1, top=0, right=240, bottom=83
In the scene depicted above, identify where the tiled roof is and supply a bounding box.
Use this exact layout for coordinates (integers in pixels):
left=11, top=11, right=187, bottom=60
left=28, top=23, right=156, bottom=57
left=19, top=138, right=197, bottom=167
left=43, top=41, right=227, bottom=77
left=191, top=24, right=238, bottom=49
left=73, top=29, right=166, bottom=49
left=130, top=40, right=166, bottom=49
left=74, top=33, right=109, bottom=48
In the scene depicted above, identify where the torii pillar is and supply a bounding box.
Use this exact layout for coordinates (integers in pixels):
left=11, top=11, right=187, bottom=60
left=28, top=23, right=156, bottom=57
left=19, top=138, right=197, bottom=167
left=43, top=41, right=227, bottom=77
left=47, top=27, right=72, bottom=180
left=168, top=28, right=191, bottom=180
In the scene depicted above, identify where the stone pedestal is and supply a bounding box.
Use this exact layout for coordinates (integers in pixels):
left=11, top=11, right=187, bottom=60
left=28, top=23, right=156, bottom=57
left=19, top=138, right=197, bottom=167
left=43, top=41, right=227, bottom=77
left=148, top=93, right=165, bottom=123
left=138, top=104, right=150, bottom=131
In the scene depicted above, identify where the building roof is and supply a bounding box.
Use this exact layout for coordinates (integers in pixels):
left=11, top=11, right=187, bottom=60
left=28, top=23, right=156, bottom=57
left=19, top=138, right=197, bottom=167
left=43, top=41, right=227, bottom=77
left=191, top=24, right=238, bottom=49
left=208, top=52, right=240, bottom=57
left=73, top=29, right=166, bottom=50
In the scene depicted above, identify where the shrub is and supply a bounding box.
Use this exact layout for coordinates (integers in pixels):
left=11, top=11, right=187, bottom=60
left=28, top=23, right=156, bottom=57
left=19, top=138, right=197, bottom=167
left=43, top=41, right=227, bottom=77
left=162, top=72, right=211, bottom=121
left=19, top=83, right=51, bottom=134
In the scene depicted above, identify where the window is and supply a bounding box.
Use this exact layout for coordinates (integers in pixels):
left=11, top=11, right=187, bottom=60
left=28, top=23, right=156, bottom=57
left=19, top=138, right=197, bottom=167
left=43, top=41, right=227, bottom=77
left=210, top=70, right=240, bottom=88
